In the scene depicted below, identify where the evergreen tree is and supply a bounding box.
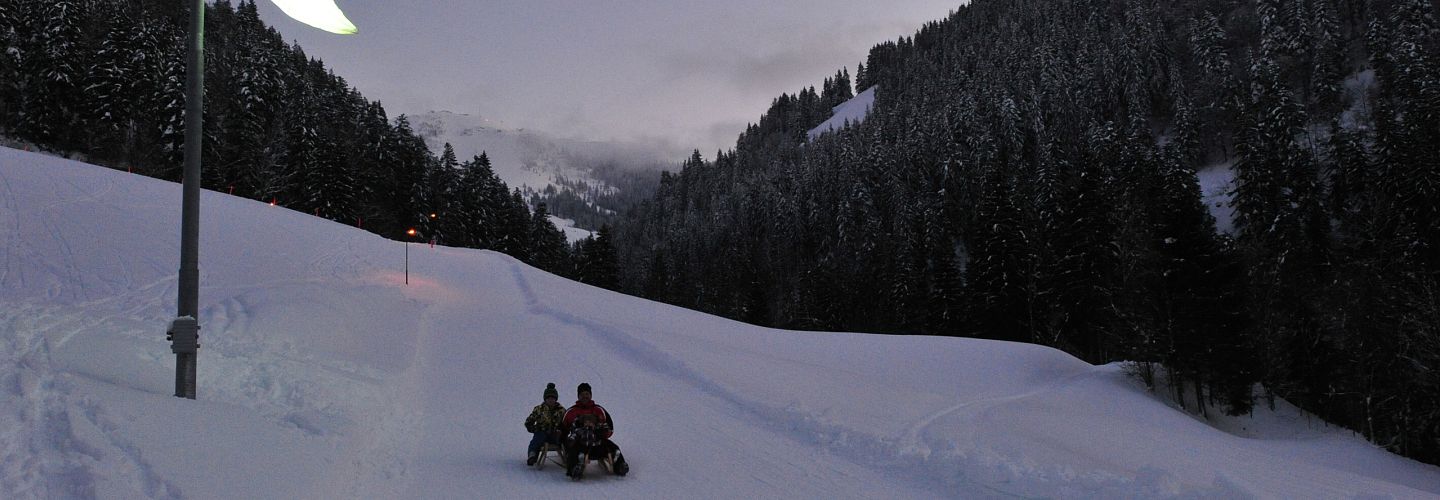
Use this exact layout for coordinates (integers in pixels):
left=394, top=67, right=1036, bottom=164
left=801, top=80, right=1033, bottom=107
left=375, top=115, right=431, bottom=238
left=151, top=22, right=188, bottom=178
left=83, top=2, right=160, bottom=162
left=498, top=189, right=533, bottom=259
left=964, top=161, right=1033, bottom=344
left=0, top=0, right=15, bottom=124
left=575, top=225, right=620, bottom=291
left=15, top=0, right=90, bottom=148
left=1305, top=0, right=1345, bottom=115
left=287, top=78, right=357, bottom=223
left=641, top=250, right=672, bottom=304
left=1341, top=0, right=1440, bottom=462
left=1232, top=42, right=1333, bottom=410
left=527, top=202, right=570, bottom=274
left=451, top=152, right=488, bottom=248
left=420, top=143, right=460, bottom=244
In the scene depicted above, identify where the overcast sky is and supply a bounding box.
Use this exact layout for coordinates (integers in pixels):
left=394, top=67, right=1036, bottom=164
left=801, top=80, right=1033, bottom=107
left=255, top=0, right=960, bottom=159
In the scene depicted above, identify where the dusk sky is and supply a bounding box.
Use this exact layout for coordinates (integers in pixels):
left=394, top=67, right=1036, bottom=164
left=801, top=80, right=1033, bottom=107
left=255, top=0, right=961, bottom=160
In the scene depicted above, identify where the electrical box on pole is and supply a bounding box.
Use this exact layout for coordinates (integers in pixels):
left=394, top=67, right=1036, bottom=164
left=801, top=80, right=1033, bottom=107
left=168, top=316, right=199, bottom=399
left=168, top=317, right=200, bottom=354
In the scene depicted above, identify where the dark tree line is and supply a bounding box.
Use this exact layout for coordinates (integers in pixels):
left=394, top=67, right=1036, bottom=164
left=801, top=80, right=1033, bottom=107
left=614, top=0, right=1440, bottom=464
left=0, top=0, right=609, bottom=279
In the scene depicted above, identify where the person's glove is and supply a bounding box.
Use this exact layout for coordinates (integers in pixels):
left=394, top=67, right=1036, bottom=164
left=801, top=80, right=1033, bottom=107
left=525, top=421, right=536, bottom=433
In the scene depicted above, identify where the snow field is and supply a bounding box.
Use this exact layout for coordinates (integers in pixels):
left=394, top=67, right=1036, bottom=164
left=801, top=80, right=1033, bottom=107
left=2, top=146, right=1439, bottom=498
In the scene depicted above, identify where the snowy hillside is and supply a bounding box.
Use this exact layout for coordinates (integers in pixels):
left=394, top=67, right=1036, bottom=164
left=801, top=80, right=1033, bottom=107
left=547, top=215, right=595, bottom=242
left=808, top=86, right=877, bottom=141
left=2, top=146, right=1438, bottom=498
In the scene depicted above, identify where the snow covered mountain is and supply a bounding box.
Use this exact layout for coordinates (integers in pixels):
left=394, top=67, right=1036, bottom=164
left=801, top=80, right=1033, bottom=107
left=408, top=111, right=669, bottom=242
left=2, top=146, right=1438, bottom=498
left=411, top=111, right=572, bottom=194
left=415, top=112, right=658, bottom=189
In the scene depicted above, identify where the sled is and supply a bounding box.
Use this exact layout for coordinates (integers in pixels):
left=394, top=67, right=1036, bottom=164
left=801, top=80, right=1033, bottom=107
left=568, top=448, right=615, bottom=481
left=532, top=442, right=565, bottom=470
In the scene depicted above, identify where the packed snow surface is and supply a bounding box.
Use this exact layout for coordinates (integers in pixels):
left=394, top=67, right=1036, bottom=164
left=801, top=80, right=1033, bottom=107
left=807, top=86, right=876, bottom=141
left=2, top=146, right=1438, bottom=498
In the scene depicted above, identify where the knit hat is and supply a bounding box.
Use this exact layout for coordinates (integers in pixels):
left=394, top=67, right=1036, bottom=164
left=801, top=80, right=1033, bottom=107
left=577, top=382, right=592, bottom=396
left=543, top=383, right=558, bottom=400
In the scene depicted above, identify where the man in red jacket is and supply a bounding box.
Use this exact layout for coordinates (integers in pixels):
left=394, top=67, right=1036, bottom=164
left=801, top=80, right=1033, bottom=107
left=562, top=382, right=629, bottom=477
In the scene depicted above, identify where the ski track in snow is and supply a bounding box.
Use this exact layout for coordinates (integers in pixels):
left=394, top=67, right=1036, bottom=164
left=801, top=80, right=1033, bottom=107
left=71, top=395, right=184, bottom=499
left=1, top=305, right=181, bottom=499
left=503, top=260, right=1349, bottom=499
left=0, top=166, right=19, bottom=292
left=42, top=176, right=118, bottom=304
left=902, top=371, right=1092, bottom=452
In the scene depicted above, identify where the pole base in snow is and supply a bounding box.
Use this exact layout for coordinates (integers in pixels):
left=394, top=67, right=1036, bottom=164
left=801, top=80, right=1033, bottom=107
left=175, top=353, right=196, bottom=399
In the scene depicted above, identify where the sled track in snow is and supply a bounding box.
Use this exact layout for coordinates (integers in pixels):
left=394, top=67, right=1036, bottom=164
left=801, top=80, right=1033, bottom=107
left=503, top=261, right=1269, bottom=498
left=504, top=262, right=1021, bottom=498
left=0, top=166, right=19, bottom=295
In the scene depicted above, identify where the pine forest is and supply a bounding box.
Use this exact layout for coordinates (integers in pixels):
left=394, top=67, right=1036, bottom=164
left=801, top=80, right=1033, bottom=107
left=612, top=0, right=1440, bottom=464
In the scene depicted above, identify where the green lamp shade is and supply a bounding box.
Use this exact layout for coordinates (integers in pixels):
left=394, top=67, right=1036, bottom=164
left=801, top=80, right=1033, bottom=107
left=270, top=0, right=358, bottom=34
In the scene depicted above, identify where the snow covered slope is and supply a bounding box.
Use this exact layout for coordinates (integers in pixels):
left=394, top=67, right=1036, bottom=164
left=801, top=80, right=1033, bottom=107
left=2, top=146, right=1438, bottom=498
left=547, top=215, right=595, bottom=242
left=808, top=86, right=877, bottom=141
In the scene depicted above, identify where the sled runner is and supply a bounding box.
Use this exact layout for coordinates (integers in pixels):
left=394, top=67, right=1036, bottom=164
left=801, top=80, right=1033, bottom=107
left=567, top=446, right=616, bottom=481
left=532, top=442, right=566, bottom=470
left=565, top=424, right=625, bottom=480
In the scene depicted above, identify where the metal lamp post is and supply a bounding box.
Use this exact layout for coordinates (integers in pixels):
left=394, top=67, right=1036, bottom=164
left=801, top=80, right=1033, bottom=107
left=169, top=0, right=356, bottom=400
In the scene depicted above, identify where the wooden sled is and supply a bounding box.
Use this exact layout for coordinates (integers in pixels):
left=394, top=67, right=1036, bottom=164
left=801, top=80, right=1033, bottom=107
left=568, top=448, right=615, bottom=480
left=532, top=441, right=566, bottom=470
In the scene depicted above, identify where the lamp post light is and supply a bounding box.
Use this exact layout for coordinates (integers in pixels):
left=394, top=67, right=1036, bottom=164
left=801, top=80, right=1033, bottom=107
left=169, top=0, right=356, bottom=400
left=406, top=228, right=417, bottom=285
left=269, top=0, right=359, bottom=34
